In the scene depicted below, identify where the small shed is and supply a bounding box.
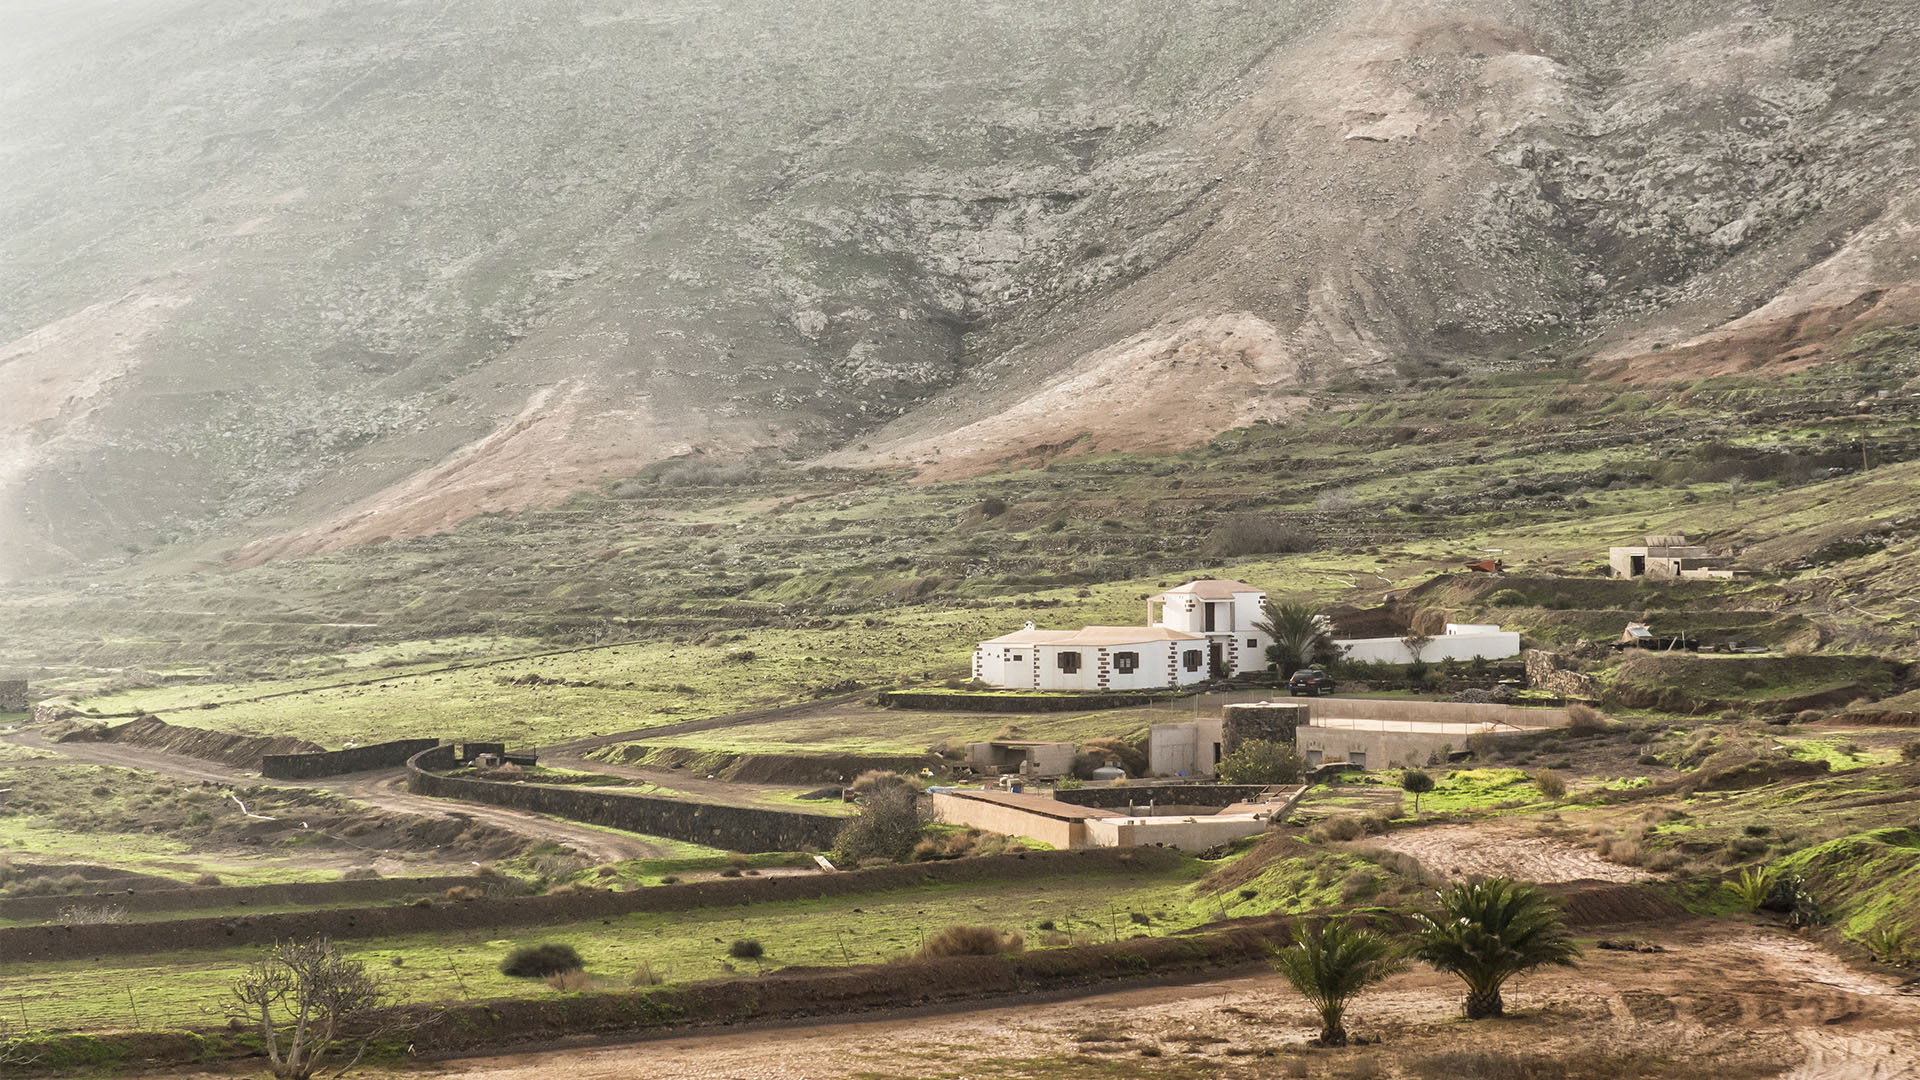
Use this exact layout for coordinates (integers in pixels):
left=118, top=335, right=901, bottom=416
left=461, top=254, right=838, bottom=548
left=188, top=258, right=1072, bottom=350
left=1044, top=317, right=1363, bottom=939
left=965, top=740, right=1076, bottom=777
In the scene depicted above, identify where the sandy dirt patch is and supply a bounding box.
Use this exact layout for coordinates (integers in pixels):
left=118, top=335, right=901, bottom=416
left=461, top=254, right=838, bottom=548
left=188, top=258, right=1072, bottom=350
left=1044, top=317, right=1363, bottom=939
left=1368, top=822, right=1656, bottom=883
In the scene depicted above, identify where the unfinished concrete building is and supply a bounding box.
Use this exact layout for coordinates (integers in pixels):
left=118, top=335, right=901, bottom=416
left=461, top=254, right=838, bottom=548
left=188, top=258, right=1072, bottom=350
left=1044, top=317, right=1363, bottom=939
left=965, top=740, right=1076, bottom=778
left=1147, top=701, right=1310, bottom=777
left=1609, top=534, right=1740, bottom=580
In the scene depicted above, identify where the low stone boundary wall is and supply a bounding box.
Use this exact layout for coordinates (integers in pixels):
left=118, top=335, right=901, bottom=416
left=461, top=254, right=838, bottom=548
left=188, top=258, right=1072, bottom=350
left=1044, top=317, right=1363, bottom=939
left=1053, top=785, right=1273, bottom=810
left=878, top=690, right=1180, bottom=713
left=406, top=745, right=843, bottom=853
left=55, top=714, right=322, bottom=769
left=260, top=738, right=442, bottom=779
left=0, top=848, right=1183, bottom=963
left=1305, top=696, right=1568, bottom=728
left=0, top=875, right=491, bottom=923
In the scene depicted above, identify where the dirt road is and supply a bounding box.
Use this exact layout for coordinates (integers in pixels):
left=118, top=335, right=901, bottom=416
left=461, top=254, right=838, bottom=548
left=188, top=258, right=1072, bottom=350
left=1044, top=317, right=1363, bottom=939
left=229, top=920, right=1910, bottom=1080
left=3, top=732, right=674, bottom=864
left=1368, top=822, right=1655, bottom=883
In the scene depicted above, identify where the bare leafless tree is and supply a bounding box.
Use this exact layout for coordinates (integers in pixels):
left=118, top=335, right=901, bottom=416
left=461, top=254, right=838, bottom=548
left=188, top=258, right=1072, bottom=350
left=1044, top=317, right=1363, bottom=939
left=230, top=937, right=387, bottom=1080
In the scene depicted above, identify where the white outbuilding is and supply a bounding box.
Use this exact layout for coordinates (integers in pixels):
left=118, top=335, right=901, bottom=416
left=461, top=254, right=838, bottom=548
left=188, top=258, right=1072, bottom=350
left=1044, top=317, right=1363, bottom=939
left=971, top=579, right=1273, bottom=690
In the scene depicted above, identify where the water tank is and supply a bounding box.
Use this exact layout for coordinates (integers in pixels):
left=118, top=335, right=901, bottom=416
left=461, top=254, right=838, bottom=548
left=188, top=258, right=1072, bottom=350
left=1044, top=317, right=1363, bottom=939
left=1092, top=765, right=1127, bottom=782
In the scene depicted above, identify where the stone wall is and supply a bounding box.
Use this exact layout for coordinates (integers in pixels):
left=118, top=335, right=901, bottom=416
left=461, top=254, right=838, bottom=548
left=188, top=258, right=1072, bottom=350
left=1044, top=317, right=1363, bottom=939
left=0, top=681, right=29, bottom=712
left=260, top=738, right=442, bottom=779
left=0, top=874, right=493, bottom=923
left=1525, top=650, right=1599, bottom=699
left=406, top=744, right=845, bottom=853
left=1053, top=784, right=1273, bottom=809
left=0, top=847, right=1181, bottom=963
left=879, top=690, right=1177, bottom=713
left=1221, top=702, right=1308, bottom=754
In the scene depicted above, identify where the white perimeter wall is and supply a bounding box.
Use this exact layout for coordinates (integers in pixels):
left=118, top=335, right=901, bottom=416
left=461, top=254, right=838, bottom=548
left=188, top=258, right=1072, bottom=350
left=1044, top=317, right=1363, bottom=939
left=1336, top=631, right=1520, bottom=664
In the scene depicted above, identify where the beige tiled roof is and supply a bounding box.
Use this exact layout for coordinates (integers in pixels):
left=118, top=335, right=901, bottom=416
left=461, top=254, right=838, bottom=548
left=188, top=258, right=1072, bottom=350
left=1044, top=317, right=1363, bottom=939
left=1150, top=579, right=1262, bottom=600
left=980, top=625, right=1204, bottom=646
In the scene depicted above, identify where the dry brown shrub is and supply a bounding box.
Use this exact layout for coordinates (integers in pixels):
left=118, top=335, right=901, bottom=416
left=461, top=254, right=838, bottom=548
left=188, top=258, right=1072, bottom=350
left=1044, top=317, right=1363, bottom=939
left=444, top=885, right=482, bottom=902
left=1566, top=703, right=1606, bottom=733
left=545, top=970, right=594, bottom=991
left=918, top=925, right=1024, bottom=959
left=1311, top=816, right=1367, bottom=842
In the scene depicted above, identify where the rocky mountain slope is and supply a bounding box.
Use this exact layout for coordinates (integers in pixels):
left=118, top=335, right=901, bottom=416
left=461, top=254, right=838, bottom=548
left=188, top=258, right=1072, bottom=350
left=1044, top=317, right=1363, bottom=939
left=4, top=0, right=1918, bottom=581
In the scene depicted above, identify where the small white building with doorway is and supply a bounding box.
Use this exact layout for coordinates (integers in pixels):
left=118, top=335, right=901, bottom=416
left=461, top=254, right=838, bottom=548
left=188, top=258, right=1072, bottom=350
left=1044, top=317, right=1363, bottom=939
left=972, top=579, right=1273, bottom=690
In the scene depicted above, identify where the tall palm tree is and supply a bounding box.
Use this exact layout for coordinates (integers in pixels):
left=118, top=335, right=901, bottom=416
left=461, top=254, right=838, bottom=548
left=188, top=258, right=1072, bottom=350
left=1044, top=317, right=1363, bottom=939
left=1255, top=600, right=1334, bottom=676
left=1267, top=919, right=1406, bottom=1046
left=1409, top=878, right=1581, bottom=1019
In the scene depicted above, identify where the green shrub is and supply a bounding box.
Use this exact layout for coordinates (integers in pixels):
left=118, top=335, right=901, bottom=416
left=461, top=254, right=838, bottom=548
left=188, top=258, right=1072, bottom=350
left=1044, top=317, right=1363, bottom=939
left=728, top=939, right=764, bottom=959
left=1902, top=741, right=1920, bottom=762
left=1216, top=739, right=1305, bottom=785
left=500, top=943, right=584, bottom=978
left=1485, top=589, right=1526, bottom=606
left=1760, top=873, right=1824, bottom=927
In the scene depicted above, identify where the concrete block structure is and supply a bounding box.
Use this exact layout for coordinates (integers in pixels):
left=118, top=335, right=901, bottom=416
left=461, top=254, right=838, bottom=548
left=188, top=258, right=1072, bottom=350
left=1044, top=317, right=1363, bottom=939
left=1293, top=697, right=1565, bottom=769
left=965, top=740, right=1077, bottom=777
left=1609, top=533, right=1739, bottom=579
left=1147, top=718, right=1224, bottom=777
left=931, top=784, right=1305, bottom=851
left=1147, top=701, right=1310, bottom=777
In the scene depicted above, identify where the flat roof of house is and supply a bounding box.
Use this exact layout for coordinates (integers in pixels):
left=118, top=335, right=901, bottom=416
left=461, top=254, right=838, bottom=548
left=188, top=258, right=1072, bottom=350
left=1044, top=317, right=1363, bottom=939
left=1151, top=579, right=1261, bottom=600
left=980, top=625, right=1204, bottom=646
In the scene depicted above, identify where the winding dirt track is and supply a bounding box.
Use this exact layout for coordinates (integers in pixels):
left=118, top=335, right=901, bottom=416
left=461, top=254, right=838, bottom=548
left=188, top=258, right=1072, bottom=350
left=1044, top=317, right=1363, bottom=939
left=3, top=732, right=672, bottom=864
left=297, top=921, right=1915, bottom=1080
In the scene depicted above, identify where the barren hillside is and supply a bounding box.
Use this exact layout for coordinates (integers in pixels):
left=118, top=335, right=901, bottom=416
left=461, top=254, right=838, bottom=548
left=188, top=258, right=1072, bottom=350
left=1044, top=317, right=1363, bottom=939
left=3, top=0, right=1917, bottom=579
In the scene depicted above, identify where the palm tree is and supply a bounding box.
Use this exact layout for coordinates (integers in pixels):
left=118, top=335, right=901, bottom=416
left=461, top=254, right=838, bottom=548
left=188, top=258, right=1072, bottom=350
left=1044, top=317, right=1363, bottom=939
left=1255, top=600, right=1333, bottom=676
left=1409, top=878, right=1581, bottom=1019
left=1267, top=919, right=1405, bottom=1046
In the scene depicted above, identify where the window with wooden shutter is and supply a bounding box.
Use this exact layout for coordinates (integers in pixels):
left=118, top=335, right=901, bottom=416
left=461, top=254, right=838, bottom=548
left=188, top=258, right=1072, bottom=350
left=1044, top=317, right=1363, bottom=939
left=1057, top=651, right=1081, bottom=673
left=1113, top=651, right=1138, bottom=673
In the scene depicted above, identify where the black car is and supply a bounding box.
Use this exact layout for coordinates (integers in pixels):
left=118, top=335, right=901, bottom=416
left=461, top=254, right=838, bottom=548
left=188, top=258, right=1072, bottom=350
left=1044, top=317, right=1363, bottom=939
left=1288, top=668, right=1335, bottom=696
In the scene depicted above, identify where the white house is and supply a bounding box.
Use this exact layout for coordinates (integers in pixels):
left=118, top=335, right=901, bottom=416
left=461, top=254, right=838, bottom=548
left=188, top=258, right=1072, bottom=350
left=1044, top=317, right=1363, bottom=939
left=972, top=579, right=1273, bottom=690
left=1334, top=622, right=1521, bottom=665
left=1147, top=579, right=1272, bottom=678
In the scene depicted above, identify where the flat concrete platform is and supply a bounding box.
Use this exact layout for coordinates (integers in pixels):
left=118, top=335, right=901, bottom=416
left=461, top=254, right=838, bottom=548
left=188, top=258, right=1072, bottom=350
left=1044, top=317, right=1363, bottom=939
left=937, top=789, right=1111, bottom=821
left=1308, top=717, right=1535, bottom=735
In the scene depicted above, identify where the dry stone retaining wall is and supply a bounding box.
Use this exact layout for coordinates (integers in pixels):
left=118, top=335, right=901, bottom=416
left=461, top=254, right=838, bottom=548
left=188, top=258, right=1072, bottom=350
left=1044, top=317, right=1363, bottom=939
left=1052, top=784, right=1272, bottom=810
left=1525, top=649, right=1599, bottom=699
left=0, top=875, right=491, bottom=923
left=407, top=744, right=844, bottom=853
left=0, top=848, right=1182, bottom=963
left=879, top=690, right=1179, bottom=712
left=260, top=738, right=442, bottom=779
